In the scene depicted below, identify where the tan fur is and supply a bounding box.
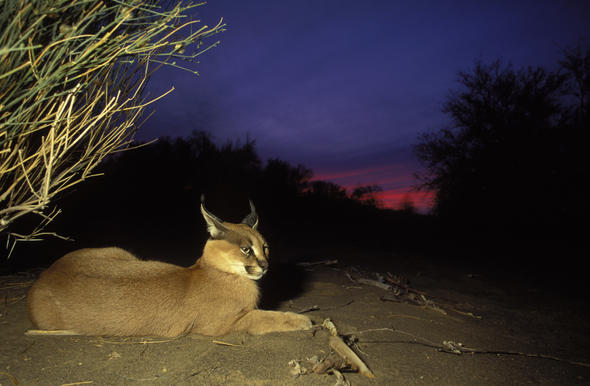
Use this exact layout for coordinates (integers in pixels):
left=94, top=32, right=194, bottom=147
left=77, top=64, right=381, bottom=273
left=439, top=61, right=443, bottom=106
left=27, top=205, right=311, bottom=337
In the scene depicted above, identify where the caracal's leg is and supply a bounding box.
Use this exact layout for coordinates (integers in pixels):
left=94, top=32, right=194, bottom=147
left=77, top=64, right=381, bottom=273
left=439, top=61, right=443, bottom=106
left=233, top=310, right=312, bottom=335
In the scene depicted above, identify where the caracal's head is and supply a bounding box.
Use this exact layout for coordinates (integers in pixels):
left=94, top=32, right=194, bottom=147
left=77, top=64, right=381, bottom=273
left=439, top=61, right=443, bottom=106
left=200, top=197, right=269, bottom=280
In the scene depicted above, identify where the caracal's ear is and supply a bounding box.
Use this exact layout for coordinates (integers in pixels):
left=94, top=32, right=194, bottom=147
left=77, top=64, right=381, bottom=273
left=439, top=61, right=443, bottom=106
left=200, top=195, right=227, bottom=239
left=241, top=199, right=259, bottom=230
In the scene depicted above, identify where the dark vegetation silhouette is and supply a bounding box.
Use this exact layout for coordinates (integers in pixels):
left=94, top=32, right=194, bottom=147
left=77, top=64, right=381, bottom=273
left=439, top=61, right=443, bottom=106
left=411, top=46, right=589, bottom=285
left=3, top=131, right=427, bottom=272
left=415, top=47, right=589, bottom=245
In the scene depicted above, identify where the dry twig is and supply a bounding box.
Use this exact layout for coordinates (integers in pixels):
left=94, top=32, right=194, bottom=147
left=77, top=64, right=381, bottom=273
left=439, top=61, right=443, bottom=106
left=359, top=327, right=590, bottom=368
left=322, top=318, right=376, bottom=378
left=212, top=340, right=243, bottom=347
left=289, top=319, right=376, bottom=383
left=0, top=371, right=19, bottom=386
left=296, top=259, right=339, bottom=267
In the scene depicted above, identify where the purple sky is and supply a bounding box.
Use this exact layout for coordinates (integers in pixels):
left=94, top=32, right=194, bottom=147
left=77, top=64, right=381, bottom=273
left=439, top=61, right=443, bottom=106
left=140, top=0, right=590, bottom=211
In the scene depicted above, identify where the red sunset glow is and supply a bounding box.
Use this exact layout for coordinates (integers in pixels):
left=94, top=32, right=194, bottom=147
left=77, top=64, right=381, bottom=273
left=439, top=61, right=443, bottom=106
left=311, top=164, right=434, bottom=212
left=375, top=189, right=434, bottom=211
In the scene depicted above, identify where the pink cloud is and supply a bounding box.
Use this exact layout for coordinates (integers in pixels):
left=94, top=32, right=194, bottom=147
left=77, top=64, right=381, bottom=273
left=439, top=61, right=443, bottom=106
left=312, top=164, right=402, bottom=181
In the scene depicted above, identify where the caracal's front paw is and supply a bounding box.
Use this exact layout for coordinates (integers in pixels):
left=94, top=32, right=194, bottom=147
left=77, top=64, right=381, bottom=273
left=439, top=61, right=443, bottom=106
left=282, top=312, right=312, bottom=331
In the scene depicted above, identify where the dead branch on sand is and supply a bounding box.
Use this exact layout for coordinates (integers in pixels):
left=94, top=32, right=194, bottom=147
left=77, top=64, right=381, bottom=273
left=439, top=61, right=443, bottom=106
left=296, top=259, right=339, bottom=268
left=358, top=327, right=590, bottom=369
left=345, top=267, right=448, bottom=315
left=0, top=274, right=35, bottom=290
left=440, top=341, right=590, bottom=368
left=0, top=371, right=19, bottom=386
left=212, top=340, right=243, bottom=347
left=91, top=336, right=182, bottom=345
left=290, top=300, right=354, bottom=314
left=289, top=318, right=375, bottom=384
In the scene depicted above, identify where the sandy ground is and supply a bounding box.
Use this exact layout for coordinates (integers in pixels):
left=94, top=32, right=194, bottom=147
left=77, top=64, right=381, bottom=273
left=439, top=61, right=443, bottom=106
left=1, top=251, right=590, bottom=385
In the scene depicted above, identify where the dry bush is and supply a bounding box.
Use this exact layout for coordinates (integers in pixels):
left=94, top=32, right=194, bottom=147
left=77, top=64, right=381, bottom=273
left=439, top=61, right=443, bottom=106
left=0, top=0, right=223, bottom=251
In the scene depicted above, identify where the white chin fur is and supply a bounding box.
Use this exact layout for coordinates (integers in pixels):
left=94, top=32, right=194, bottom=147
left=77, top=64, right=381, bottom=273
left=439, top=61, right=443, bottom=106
left=247, top=272, right=265, bottom=280
left=230, top=264, right=264, bottom=280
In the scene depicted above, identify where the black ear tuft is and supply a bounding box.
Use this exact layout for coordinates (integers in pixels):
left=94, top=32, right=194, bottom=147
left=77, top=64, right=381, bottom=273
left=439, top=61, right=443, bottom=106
left=241, top=199, right=259, bottom=229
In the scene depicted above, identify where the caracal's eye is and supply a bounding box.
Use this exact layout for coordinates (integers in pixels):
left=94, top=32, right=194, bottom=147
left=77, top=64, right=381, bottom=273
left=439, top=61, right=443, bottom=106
left=240, top=246, right=252, bottom=256
left=263, top=244, right=269, bottom=256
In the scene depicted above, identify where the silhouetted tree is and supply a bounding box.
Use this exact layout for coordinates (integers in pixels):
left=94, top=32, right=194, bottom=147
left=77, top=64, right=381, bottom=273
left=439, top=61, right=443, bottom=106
left=556, top=46, right=590, bottom=226
left=351, top=185, right=383, bottom=207
left=560, top=46, right=590, bottom=127
left=308, top=181, right=347, bottom=199
left=398, top=194, right=416, bottom=214
left=414, top=55, right=588, bottom=237
left=262, top=159, right=312, bottom=198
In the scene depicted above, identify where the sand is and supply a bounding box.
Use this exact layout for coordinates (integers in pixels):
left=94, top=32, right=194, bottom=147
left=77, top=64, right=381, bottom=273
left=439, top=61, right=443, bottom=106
left=2, top=251, right=589, bottom=385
